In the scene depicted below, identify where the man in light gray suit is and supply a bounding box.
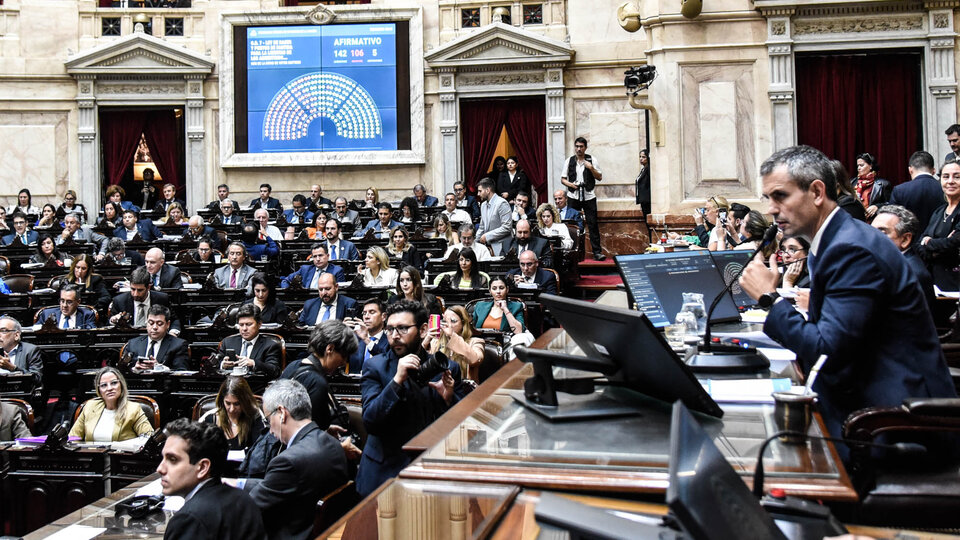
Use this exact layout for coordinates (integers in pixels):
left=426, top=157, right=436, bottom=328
left=0, top=315, right=43, bottom=385
left=476, top=178, right=513, bottom=256
left=57, top=214, right=108, bottom=255
left=213, top=242, right=256, bottom=291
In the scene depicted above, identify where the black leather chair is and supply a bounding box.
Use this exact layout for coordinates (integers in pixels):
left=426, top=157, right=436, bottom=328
left=72, top=394, right=161, bottom=430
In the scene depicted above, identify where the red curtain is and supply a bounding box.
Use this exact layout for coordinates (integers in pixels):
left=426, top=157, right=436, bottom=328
left=99, top=0, right=112, bottom=6
left=796, top=52, right=922, bottom=187
left=460, top=100, right=510, bottom=193
left=99, top=110, right=147, bottom=186
left=143, top=110, right=183, bottom=198
left=505, top=97, right=547, bottom=202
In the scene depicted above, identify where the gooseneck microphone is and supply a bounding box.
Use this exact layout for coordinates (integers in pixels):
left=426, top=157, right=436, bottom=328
left=686, top=224, right=779, bottom=373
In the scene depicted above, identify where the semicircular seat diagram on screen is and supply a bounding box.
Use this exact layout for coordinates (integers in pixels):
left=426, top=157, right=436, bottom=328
left=263, top=72, right=382, bottom=147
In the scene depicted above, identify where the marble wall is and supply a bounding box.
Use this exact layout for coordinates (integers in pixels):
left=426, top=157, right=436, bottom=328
left=0, top=111, right=70, bottom=210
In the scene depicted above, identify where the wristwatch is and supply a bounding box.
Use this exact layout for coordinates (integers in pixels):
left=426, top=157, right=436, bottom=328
left=758, top=291, right=780, bottom=309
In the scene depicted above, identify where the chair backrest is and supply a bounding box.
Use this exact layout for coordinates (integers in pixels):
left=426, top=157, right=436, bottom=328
left=2, top=397, right=34, bottom=435
left=218, top=332, right=287, bottom=371
left=47, top=275, right=65, bottom=290
left=0, top=255, right=10, bottom=276
left=33, top=305, right=98, bottom=325
left=180, top=271, right=192, bottom=285
left=4, top=274, right=34, bottom=293
left=193, top=393, right=263, bottom=422
left=477, top=341, right=505, bottom=383
left=73, top=395, right=161, bottom=430
left=542, top=267, right=561, bottom=295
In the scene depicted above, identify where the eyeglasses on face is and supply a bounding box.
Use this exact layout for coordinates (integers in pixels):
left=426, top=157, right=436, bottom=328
left=384, top=324, right=416, bottom=336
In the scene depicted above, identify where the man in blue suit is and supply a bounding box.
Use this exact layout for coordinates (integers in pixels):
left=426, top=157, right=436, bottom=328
left=114, top=209, right=163, bottom=242
left=888, top=151, right=945, bottom=229
left=413, top=184, right=439, bottom=207
left=740, top=145, right=956, bottom=447
left=453, top=181, right=480, bottom=220
left=347, top=298, right=389, bottom=373
left=323, top=219, right=360, bottom=261
left=281, top=194, right=314, bottom=225
left=356, top=300, right=459, bottom=496
left=37, top=284, right=96, bottom=329
left=2, top=213, right=38, bottom=245
left=299, top=273, right=358, bottom=326
left=553, top=189, right=584, bottom=231
left=281, top=244, right=345, bottom=289
left=354, top=203, right=402, bottom=239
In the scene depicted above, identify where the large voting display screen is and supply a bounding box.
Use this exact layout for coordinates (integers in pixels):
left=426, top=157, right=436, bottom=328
left=234, top=22, right=410, bottom=154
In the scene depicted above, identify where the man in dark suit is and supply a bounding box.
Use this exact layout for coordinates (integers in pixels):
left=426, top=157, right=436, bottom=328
left=241, top=379, right=348, bottom=540
left=184, top=215, right=224, bottom=251
left=740, top=145, right=956, bottom=447
left=158, top=419, right=265, bottom=540
left=114, top=209, right=163, bottom=242
left=347, top=298, right=389, bottom=373
left=305, top=184, right=334, bottom=213
left=125, top=305, right=189, bottom=371
left=215, top=198, right=242, bottom=225
left=144, top=248, right=183, bottom=290
left=553, top=189, right=584, bottom=231
left=281, top=194, right=314, bottom=225
left=506, top=250, right=559, bottom=295
left=153, top=183, right=186, bottom=215
left=323, top=219, right=360, bottom=261
left=888, top=151, right=944, bottom=229
left=37, top=285, right=96, bottom=329
left=945, top=124, right=960, bottom=162
left=453, top=181, right=480, bottom=220
left=0, top=315, right=43, bottom=384
left=206, top=183, right=241, bottom=215
left=250, top=183, right=282, bottom=212
left=357, top=300, right=459, bottom=496
left=510, top=191, right=536, bottom=223
left=281, top=243, right=345, bottom=288
left=299, top=273, right=358, bottom=325
left=327, top=197, right=361, bottom=230
left=217, top=303, right=281, bottom=379
left=413, top=184, right=439, bottom=207
left=872, top=205, right=936, bottom=313
left=505, top=219, right=553, bottom=267
left=1, top=213, right=38, bottom=245
left=109, top=267, right=182, bottom=335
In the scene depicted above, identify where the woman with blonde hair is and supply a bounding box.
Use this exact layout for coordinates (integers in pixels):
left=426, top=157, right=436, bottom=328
left=200, top=376, right=265, bottom=451
left=364, top=187, right=379, bottom=208
left=536, top=203, right=574, bottom=250
left=70, top=366, right=152, bottom=442
left=423, top=305, right=485, bottom=381
left=161, top=202, right=189, bottom=225
left=358, top=246, right=398, bottom=287
left=58, top=189, right=87, bottom=224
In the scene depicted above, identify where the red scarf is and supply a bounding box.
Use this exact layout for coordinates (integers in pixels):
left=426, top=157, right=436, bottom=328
left=855, top=172, right=876, bottom=208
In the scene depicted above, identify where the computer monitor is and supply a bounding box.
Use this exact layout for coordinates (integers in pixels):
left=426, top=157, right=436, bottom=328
left=535, top=294, right=723, bottom=418
left=615, top=251, right=741, bottom=327
left=708, top=250, right=758, bottom=310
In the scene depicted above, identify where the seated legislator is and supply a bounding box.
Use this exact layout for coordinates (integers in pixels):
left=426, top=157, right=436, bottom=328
left=217, top=303, right=281, bottom=379
left=739, top=145, right=957, bottom=447
left=102, top=237, right=145, bottom=267
left=282, top=194, right=314, bottom=225
left=1, top=398, right=32, bottom=440
left=917, top=159, right=960, bottom=291
left=303, top=211, right=327, bottom=240
left=159, top=201, right=189, bottom=226
left=57, top=214, right=108, bottom=255
left=439, top=193, right=471, bottom=227
left=125, top=305, right=190, bottom=371
left=363, top=186, right=379, bottom=209
left=2, top=212, right=38, bottom=245
left=216, top=198, right=242, bottom=225
left=439, top=224, right=493, bottom=262
left=280, top=243, right=345, bottom=289
left=200, top=376, right=266, bottom=452
left=70, top=366, right=153, bottom=442
left=354, top=202, right=402, bottom=239
left=423, top=305, right=485, bottom=382
left=433, top=247, right=490, bottom=289
left=413, top=183, right=440, bottom=207
left=188, top=236, right=218, bottom=264
left=29, top=234, right=67, bottom=266
left=109, top=267, right=181, bottom=334
left=323, top=218, right=360, bottom=261
left=206, top=184, right=239, bottom=214
left=872, top=205, right=936, bottom=312
left=357, top=246, right=399, bottom=288
left=304, top=183, right=333, bottom=213
left=244, top=272, right=289, bottom=325
left=387, top=226, right=423, bottom=271
left=98, top=202, right=123, bottom=229
left=505, top=219, right=552, bottom=267
left=426, top=214, right=460, bottom=258
left=35, top=203, right=60, bottom=228
left=249, top=183, right=282, bottom=212
left=509, top=191, right=536, bottom=223
left=37, top=284, right=97, bottom=329
left=779, top=235, right=810, bottom=289
left=471, top=276, right=525, bottom=333
left=347, top=298, right=389, bottom=373
left=398, top=197, right=421, bottom=225
left=328, top=197, right=361, bottom=230
left=0, top=315, right=43, bottom=385
left=506, top=250, right=559, bottom=295
left=299, top=273, right=358, bottom=326
left=357, top=300, right=459, bottom=496
left=61, top=254, right=111, bottom=313
left=158, top=419, right=266, bottom=540
left=153, top=183, right=186, bottom=216
left=237, top=379, right=348, bottom=540
left=144, top=247, right=184, bottom=290
left=241, top=222, right=280, bottom=261
left=390, top=265, right=442, bottom=315
left=253, top=208, right=283, bottom=242
left=213, top=242, right=256, bottom=291
left=6, top=188, right=39, bottom=215
left=536, top=203, right=574, bottom=250
left=554, top=189, right=584, bottom=230
left=114, top=209, right=163, bottom=243
left=184, top=215, right=222, bottom=251
left=105, top=185, right=140, bottom=213
left=280, top=320, right=359, bottom=431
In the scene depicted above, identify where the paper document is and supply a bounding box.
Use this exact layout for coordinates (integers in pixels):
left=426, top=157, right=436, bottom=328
left=701, top=378, right=800, bottom=403
left=42, top=525, right=106, bottom=540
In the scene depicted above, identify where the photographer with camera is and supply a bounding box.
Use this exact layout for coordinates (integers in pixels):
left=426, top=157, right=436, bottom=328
left=356, top=300, right=461, bottom=497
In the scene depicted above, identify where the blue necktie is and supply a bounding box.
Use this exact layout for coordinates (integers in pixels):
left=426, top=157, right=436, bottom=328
left=364, top=336, right=377, bottom=363
left=330, top=244, right=337, bottom=259
left=321, top=304, right=332, bottom=322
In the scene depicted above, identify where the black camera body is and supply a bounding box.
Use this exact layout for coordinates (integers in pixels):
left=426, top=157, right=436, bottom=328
left=412, top=351, right=450, bottom=387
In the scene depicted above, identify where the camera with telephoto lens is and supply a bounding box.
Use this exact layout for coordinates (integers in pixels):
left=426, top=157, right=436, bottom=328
left=412, top=350, right=450, bottom=387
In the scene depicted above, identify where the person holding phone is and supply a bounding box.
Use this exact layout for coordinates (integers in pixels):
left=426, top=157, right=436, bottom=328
left=423, top=306, right=486, bottom=381
left=125, top=305, right=189, bottom=372
left=217, top=304, right=281, bottom=379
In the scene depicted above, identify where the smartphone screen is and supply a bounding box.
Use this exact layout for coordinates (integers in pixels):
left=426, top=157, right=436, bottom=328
left=428, top=314, right=441, bottom=332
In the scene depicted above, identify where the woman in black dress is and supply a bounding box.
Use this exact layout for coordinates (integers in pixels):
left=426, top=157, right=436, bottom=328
left=830, top=160, right=867, bottom=222
left=850, top=153, right=891, bottom=221
left=201, top=376, right=266, bottom=451
left=243, top=272, right=289, bottom=324
left=390, top=265, right=442, bottom=314
left=917, top=160, right=960, bottom=291
left=387, top=226, right=422, bottom=272
left=496, top=155, right=531, bottom=202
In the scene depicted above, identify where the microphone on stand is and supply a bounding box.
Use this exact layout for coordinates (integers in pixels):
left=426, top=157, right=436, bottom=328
left=686, top=224, right=779, bottom=373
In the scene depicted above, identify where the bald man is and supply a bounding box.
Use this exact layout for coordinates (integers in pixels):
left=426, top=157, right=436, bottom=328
left=144, top=248, right=183, bottom=290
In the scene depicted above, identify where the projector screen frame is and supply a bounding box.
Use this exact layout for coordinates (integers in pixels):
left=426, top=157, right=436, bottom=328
left=219, top=7, right=425, bottom=168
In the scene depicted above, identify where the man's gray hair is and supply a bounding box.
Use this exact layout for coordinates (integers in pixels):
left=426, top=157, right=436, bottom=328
left=876, top=204, right=920, bottom=239
left=262, top=379, right=312, bottom=421
left=759, top=145, right=838, bottom=202
left=308, top=319, right=359, bottom=359
left=106, top=237, right=126, bottom=252
left=0, top=315, right=22, bottom=333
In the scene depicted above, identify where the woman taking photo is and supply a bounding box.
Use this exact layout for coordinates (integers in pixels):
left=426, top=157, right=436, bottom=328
left=70, top=367, right=153, bottom=442
left=536, top=203, right=574, bottom=250
left=29, top=235, right=65, bottom=266
left=200, top=376, right=265, bottom=451
left=243, top=272, right=289, bottom=324
left=851, top=153, right=891, bottom=220
left=61, top=254, right=110, bottom=312
left=918, top=159, right=960, bottom=291
left=433, top=247, right=489, bottom=289
left=471, top=276, right=525, bottom=333
left=497, top=156, right=531, bottom=202
left=358, top=246, right=398, bottom=287
left=423, top=305, right=485, bottom=381
left=387, top=227, right=422, bottom=271
left=390, top=265, right=442, bottom=314
left=58, top=190, right=87, bottom=224
left=779, top=235, right=810, bottom=289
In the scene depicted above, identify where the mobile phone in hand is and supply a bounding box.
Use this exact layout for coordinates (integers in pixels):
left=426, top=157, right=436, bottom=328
left=428, top=314, right=441, bottom=332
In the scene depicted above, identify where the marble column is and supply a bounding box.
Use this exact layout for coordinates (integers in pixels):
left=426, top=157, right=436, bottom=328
left=766, top=15, right=795, bottom=151
left=927, top=9, right=958, bottom=161
left=185, top=75, right=206, bottom=211
left=76, top=76, right=99, bottom=211
left=438, top=70, right=459, bottom=192
left=545, top=66, right=566, bottom=195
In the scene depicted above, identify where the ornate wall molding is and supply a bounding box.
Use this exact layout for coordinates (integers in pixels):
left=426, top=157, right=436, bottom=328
left=793, top=15, right=924, bottom=35
left=457, top=72, right=543, bottom=86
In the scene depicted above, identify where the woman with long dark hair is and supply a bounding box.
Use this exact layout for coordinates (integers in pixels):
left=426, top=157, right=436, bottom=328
left=850, top=153, right=891, bottom=220
left=201, top=376, right=265, bottom=450
left=496, top=156, right=531, bottom=202
left=433, top=247, right=489, bottom=289
left=61, top=254, right=110, bottom=312
left=387, top=226, right=422, bottom=271
left=243, top=272, right=289, bottom=324
left=390, top=265, right=441, bottom=314
left=471, top=275, right=525, bottom=333
left=29, top=235, right=65, bottom=266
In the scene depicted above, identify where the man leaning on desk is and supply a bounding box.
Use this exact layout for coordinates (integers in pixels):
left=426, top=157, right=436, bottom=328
left=739, top=145, right=956, bottom=447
